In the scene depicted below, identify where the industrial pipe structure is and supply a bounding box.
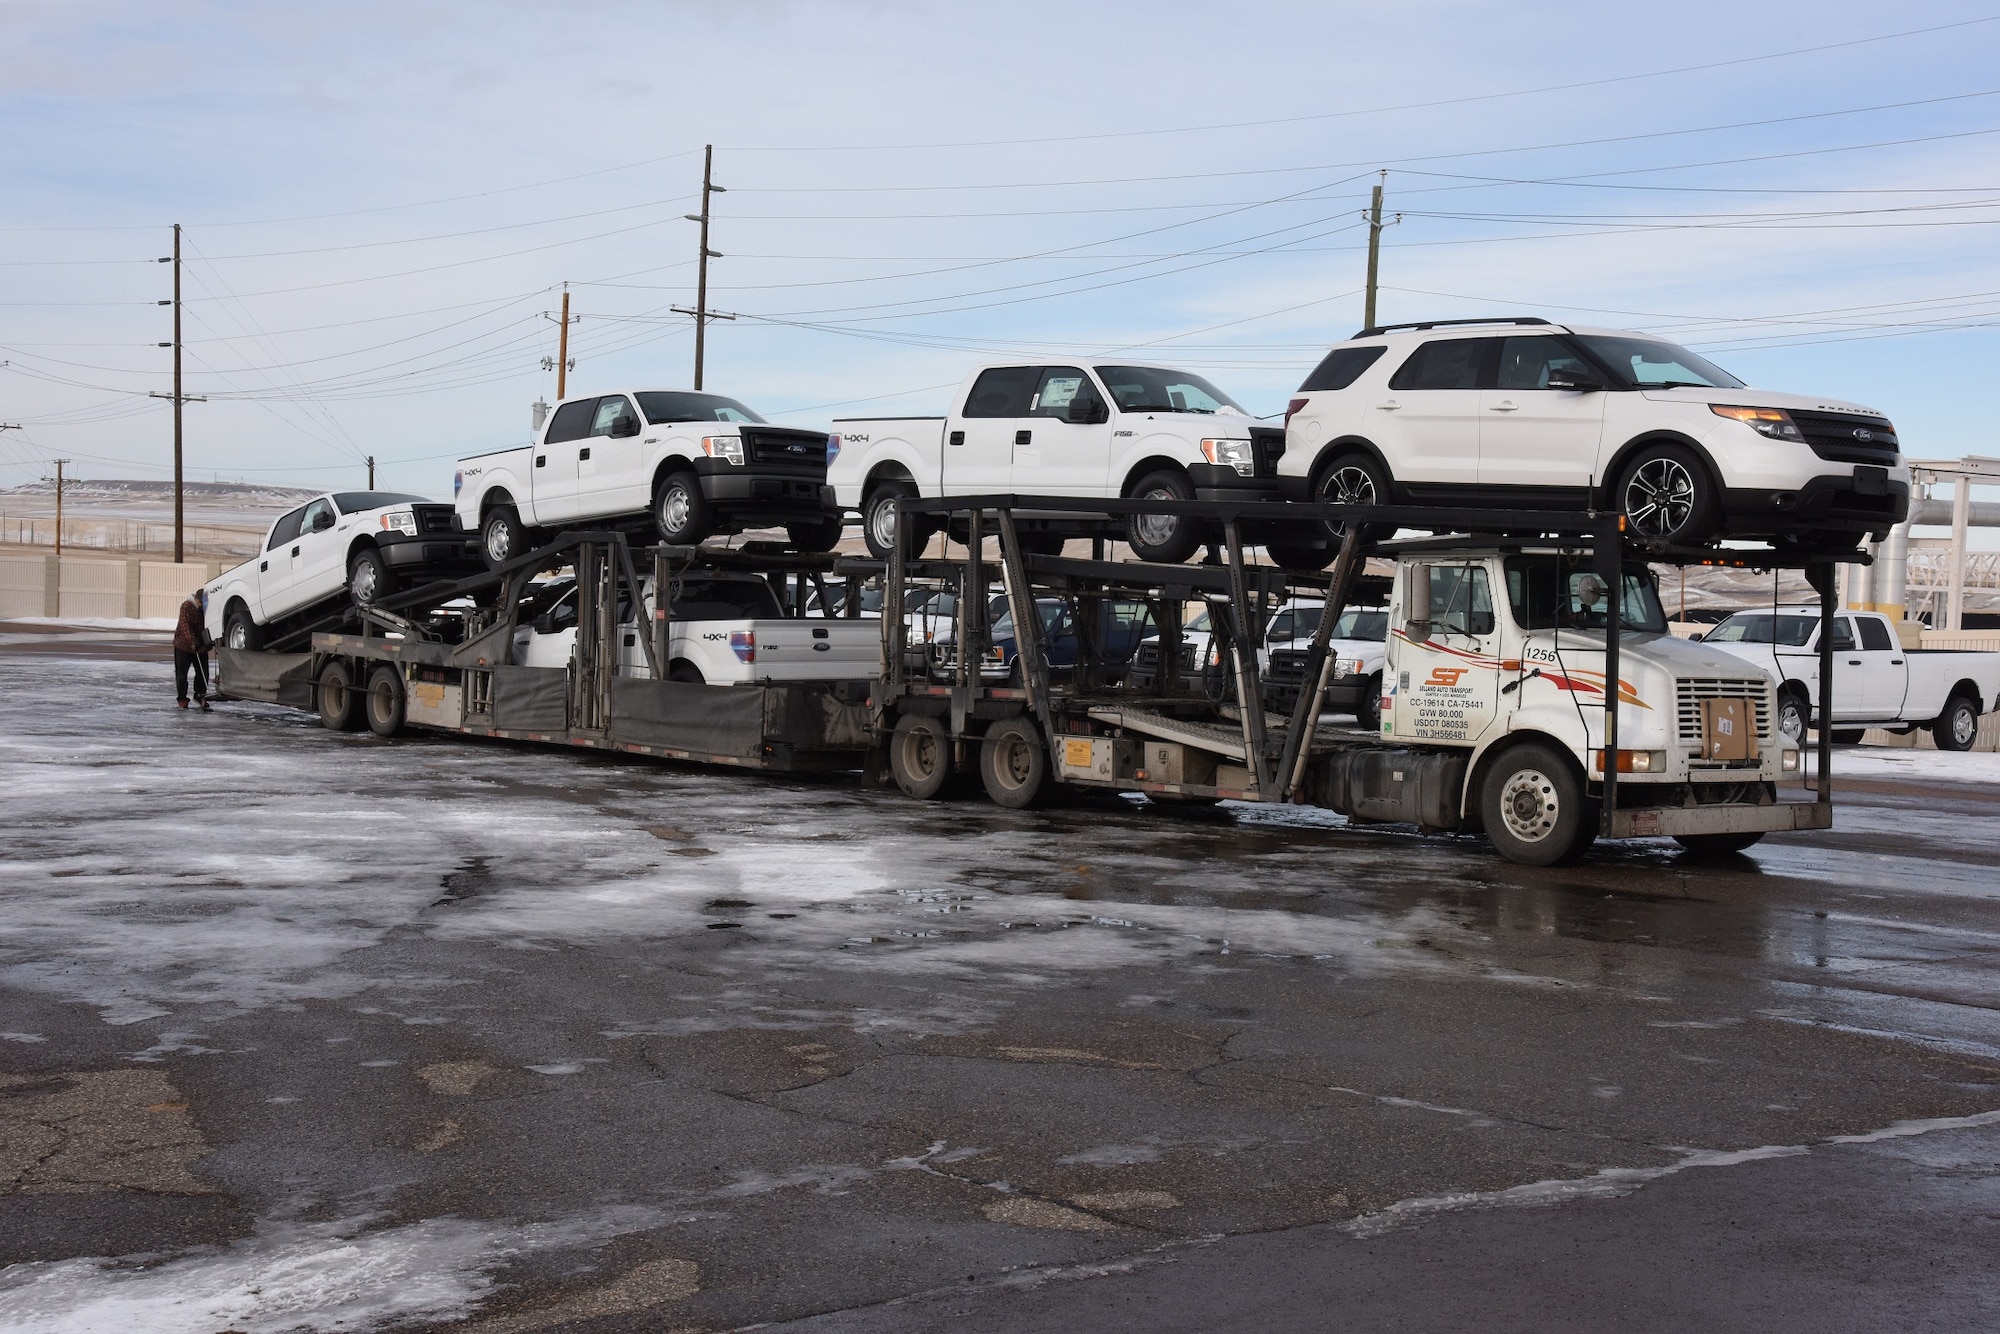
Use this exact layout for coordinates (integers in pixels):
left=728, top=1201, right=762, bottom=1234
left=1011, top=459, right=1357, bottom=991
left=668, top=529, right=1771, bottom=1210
left=1856, top=457, right=2000, bottom=629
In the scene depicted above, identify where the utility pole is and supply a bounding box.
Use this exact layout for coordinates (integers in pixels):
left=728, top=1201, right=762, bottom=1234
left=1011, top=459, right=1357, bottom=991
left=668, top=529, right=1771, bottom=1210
left=366, top=455, right=375, bottom=488
left=1362, top=171, right=1400, bottom=331
left=150, top=225, right=204, bottom=563
left=539, top=286, right=577, bottom=398
left=49, top=459, right=69, bottom=558
left=681, top=145, right=728, bottom=390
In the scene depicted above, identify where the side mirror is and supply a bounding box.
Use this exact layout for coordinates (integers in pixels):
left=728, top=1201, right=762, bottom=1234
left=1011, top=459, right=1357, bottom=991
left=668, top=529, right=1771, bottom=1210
left=1687, top=630, right=1705, bottom=642
left=1404, top=563, right=1432, bottom=643
left=611, top=416, right=641, bottom=438
left=1546, top=369, right=1603, bottom=392
left=532, top=613, right=557, bottom=635
left=312, top=511, right=334, bottom=531
left=1067, top=398, right=1107, bottom=425
left=1575, top=573, right=1608, bottom=611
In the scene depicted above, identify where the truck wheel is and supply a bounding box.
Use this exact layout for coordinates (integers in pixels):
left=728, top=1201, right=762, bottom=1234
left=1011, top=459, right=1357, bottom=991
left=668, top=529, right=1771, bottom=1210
left=889, top=713, right=953, bottom=800
left=1357, top=673, right=1383, bottom=731
left=481, top=505, right=529, bottom=571
left=1266, top=542, right=1333, bottom=571
left=863, top=480, right=930, bottom=561
left=1933, top=694, right=1981, bottom=752
left=1673, top=832, right=1765, bottom=857
left=1776, top=688, right=1808, bottom=746
left=1613, top=444, right=1719, bottom=545
left=655, top=471, right=714, bottom=545
left=1480, top=743, right=1595, bottom=866
left=317, top=660, right=364, bottom=731
left=667, top=660, right=705, bottom=684
left=224, top=605, right=262, bottom=652
left=348, top=548, right=393, bottom=607
left=1314, top=452, right=1390, bottom=543
left=787, top=514, right=846, bottom=553
left=364, top=665, right=406, bottom=737
left=980, top=718, right=1048, bottom=809
left=1125, top=470, right=1200, bottom=564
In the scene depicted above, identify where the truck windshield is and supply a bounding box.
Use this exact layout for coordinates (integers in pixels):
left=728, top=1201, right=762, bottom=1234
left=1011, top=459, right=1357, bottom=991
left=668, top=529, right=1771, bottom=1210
left=635, top=392, right=768, bottom=425
left=667, top=577, right=785, bottom=620
left=1573, top=336, right=1743, bottom=390
left=1503, top=556, right=1667, bottom=633
left=1093, top=366, right=1245, bottom=415
left=333, top=491, right=430, bottom=513
left=1704, top=612, right=1817, bottom=646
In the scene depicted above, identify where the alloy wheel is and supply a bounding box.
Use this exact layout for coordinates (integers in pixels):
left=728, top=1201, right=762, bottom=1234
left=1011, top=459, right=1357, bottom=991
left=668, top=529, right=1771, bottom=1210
left=1622, top=458, right=1695, bottom=539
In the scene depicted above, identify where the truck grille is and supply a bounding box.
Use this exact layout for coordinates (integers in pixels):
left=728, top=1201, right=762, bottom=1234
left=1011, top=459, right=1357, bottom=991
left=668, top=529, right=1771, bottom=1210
left=1676, top=679, right=1773, bottom=742
left=743, top=428, right=831, bottom=472
left=1789, top=410, right=1899, bottom=467
left=414, top=504, right=456, bottom=534
left=1249, top=426, right=1286, bottom=477
left=1268, top=647, right=1308, bottom=683
left=1135, top=642, right=1197, bottom=672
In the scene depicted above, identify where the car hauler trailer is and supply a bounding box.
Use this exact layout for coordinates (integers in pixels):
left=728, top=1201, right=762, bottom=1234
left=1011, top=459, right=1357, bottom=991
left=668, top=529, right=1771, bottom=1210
left=864, top=493, right=1856, bottom=864
left=214, top=531, right=875, bottom=772
left=211, top=494, right=1863, bottom=867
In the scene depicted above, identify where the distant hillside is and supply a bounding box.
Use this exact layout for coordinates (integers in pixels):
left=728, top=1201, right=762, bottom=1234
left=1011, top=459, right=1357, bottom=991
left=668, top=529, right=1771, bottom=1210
left=1, top=479, right=320, bottom=505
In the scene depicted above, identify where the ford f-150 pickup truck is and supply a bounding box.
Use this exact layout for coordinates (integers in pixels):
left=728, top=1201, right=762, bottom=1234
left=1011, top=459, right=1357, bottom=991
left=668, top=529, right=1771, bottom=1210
left=512, top=571, right=879, bottom=685
left=828, top=362, right=1284, bottom=564
left=206, top=491, right=479, bottom=650
left=1265, top=603, right=1391, bottom=725
left=1697, top=607, right=1999, bottom=750
left=455, top=389, right=842, bottom=568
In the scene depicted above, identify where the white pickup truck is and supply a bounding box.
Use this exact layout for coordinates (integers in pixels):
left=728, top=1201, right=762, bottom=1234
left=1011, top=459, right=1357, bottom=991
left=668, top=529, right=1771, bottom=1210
left=512, top=571, right=879, bottom=685
left=454, top=389, right=842, bottom=568
left=206, top=490, right=480, bottom=650
left=1696, top=607, right=1999, bottom=750
left=1264, top=604, right=1390, bottom=725
left=828, top=362, right=1285, bottom=564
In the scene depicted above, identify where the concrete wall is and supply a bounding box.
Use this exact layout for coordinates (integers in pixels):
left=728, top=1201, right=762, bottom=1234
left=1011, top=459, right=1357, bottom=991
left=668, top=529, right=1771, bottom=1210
left=0, top=554, right=222, bottom=619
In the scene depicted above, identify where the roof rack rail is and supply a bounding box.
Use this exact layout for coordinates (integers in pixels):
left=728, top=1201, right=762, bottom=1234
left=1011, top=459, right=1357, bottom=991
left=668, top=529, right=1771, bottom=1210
left=1351, top=316, right=1552, bottom=338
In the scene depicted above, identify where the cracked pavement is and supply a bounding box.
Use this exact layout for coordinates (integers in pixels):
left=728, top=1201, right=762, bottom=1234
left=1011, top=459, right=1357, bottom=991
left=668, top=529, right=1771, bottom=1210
left=0, top=653, right=1997, bottom=1331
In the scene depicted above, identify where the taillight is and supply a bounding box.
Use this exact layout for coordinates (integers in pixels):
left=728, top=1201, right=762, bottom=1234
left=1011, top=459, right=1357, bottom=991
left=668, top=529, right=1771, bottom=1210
left=1284, top=397, right=1309, bottom=428
left=827, top=433, right=841, bottom=464
left=729, top=631, right=755, bottom=663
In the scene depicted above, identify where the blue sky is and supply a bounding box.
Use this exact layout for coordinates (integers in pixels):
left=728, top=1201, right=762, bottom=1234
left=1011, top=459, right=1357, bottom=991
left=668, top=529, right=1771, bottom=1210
left=3, top=0, right=1999, bottom=512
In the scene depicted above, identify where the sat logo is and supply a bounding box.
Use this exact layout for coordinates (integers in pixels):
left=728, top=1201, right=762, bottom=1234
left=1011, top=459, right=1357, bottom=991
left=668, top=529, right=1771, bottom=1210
left=1425, top=667, right=1468, bottom=687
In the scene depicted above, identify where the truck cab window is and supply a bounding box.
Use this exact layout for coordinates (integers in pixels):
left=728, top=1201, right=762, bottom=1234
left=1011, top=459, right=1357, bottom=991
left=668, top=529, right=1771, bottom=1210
left=1429, top=565, right=1495, bottom=637
left=1826, top=618, right=1856, bottom=653
left=963, top=367, right=1040, bottom=418
left=1092, top=365, right=1245, bottom=415
left=1503, top=556, right=1666, bottom=633
left=299, top=498, right=336, bottom=533
left=267, top=508, right=306, bottom=550
left=590, top=396, right=637, bottom=436
left=1857, top=617, right=1895, bottom=651
left=544, top=399, right=596, bottom=443
left=1029, top=367, right=1104, bottom=421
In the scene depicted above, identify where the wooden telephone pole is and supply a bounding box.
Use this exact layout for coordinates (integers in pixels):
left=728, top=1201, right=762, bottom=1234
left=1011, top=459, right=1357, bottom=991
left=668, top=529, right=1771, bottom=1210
left=49, top=459, right=70, bottom=558
left=149, top=224, right=204, bottom=563
left=675, top=145, right=733, bottom=390
left=542, top=284, right=576, bottom=399
left=1362, top=172, right=1399, bottom=331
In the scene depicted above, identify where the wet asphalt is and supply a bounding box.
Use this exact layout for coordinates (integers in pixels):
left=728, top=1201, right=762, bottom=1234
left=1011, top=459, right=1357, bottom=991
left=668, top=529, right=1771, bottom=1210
left=0, top=648, right=1996, bottom=1332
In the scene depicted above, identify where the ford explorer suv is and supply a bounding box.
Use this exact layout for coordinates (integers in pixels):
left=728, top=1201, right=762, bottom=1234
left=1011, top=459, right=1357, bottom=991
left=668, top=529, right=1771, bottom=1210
left=1278, top=317, right=1909, bottom=555
left=207, top=491, right=478, bottom=650
left=829, top=362, right=1283, bottom=564
left=455, top=389, right=842, bottom=569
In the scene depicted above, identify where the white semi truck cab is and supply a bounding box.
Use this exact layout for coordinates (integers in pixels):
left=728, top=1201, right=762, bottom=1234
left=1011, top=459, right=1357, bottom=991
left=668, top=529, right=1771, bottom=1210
left=1339, top=544, right=1801, bottom=863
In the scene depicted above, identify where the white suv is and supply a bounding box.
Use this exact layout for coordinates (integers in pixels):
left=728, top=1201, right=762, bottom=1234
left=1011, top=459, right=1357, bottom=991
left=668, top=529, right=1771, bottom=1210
left=1277, top=318, right=1908, bottom=551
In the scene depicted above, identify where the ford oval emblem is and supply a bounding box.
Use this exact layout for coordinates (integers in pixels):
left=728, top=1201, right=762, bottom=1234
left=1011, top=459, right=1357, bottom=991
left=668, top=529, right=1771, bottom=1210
left=1853, top=429, right=1874, bottom=441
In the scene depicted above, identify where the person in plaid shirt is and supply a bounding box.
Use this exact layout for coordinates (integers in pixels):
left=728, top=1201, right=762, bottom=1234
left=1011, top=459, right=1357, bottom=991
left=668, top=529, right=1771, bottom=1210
left=174, top=589, right=213, bottom=711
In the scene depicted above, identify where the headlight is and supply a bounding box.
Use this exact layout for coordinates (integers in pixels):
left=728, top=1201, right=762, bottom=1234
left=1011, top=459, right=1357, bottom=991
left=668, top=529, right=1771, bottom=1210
left=1201, top=438, right=1255, bottom=476
left=1594, top=749, right=1668, bottom=773
left=378, top=511, right=417, bottom=535
left=1781, top=749, right=1800, bottom=773
left=702, top=435, right=745, bottom=465
left=1711, top=405, right=1803, bottom=442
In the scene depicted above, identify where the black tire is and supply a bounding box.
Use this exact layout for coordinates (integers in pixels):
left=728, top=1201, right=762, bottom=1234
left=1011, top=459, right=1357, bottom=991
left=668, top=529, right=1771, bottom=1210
left=654, top=469, right=714, bottom=545
left=1479, top=742, right=1596, bottom=866
left=1266, top=542, right=1333, bottom=571
left=317, top=660, right=364, bottom=731
left=1831, top=729, right=1867, bottom=746
left=862, top=479, right=931, bottom=561
left=1357, top=672, right=1383, bottom=731
left=364, top=665, right=406, bottom=737
left=347, top=547, right=393, bottom=607
left=1776, top=688, right=1809, bottom=747
left=1125, top=469, right=1201, bottom=564
left=1673, top=832, right=1766, bottom=857
left=979, top=718, right=1048, bottom=809
left=889, top=713, right=953, bottom=800
left=223, top=605, right=262, bottom=652
left=667, top=660, right=705, bottom=684
left=1933, top=694, right=1981, bottom=752
left=787, top=514, right=846, bottom=554
left=1313, top=451, right=1391, bottom=543
left=480, top=504, right=530, bottom=572
left=1613, top=443, right=1720, bottom=545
